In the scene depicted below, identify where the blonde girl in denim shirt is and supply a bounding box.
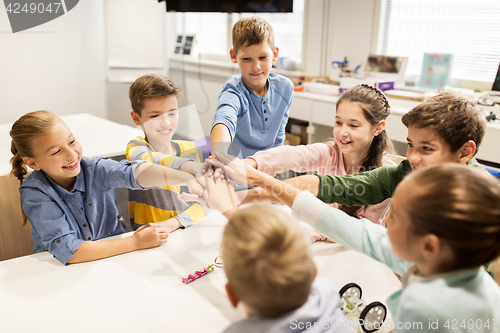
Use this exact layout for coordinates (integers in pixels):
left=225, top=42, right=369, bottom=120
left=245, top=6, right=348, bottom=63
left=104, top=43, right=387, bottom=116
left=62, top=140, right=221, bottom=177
left=10, top=111, right=203, bottom=265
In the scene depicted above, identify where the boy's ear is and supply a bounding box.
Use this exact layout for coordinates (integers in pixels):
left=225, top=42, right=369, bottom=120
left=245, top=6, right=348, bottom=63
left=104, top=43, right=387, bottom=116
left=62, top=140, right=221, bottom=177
left=374, top=120, right=386, bottom=136
left=225, top=283, right=239, bottom=308
left=229, top=48, right=237, bottom=63
left=22, top=157, right=40, bottom=171
left=457, top=140, right=476, bottom=164
left=272, top=46, right=279, bottom=62
left=130, top=110, right=142, bottom=126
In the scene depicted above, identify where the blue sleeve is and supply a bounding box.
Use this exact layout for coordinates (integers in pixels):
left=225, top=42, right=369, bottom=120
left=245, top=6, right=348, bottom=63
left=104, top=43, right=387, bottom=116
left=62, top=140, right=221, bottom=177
left=93, top=158, right=145, bottom=191
left=21, top=188, right=84, bottom=265
left=274, top=104, right=289, bottom=147
left=212, top=89, right=242, bottom=140
left=273, top=78, right=293, bottom=147
left=316, top=206, right=412, bottom=275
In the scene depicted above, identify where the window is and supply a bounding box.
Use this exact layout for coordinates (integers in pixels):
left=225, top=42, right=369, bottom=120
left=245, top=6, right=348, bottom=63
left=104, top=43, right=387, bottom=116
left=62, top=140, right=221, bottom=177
left=239, top=0, right=305, bottom=65
left=377, top=0, right=500, bottom=84
left=169, top=0, right=305, bottom=66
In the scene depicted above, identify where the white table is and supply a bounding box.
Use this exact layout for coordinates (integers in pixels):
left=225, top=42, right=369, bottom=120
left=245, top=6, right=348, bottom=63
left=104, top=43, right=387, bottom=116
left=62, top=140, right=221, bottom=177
left=0, top=206, right=402, bottom=333
left=0, top=113, right=138, bottom=261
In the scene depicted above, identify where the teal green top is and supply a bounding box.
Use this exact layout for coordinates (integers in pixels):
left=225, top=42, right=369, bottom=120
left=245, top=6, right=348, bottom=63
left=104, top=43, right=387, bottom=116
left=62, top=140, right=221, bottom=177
left=316, top=157, right=482, bottom=205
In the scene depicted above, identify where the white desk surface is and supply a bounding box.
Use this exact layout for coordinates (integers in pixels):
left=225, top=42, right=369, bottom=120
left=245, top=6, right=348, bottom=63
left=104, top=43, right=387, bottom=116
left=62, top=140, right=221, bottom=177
left=0, top=206, right=401, bottom=333
left=0, top=113, right=138, bottom=176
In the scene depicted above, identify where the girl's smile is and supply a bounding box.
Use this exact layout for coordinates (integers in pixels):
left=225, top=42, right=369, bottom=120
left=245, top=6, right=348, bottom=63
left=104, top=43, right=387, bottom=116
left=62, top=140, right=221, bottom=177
left=62, top=158, right=79, bottom=170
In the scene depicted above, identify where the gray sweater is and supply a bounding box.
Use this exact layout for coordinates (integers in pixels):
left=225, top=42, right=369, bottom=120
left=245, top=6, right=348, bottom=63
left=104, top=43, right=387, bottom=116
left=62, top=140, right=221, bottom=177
left=221, top=277, right=350, bottom=333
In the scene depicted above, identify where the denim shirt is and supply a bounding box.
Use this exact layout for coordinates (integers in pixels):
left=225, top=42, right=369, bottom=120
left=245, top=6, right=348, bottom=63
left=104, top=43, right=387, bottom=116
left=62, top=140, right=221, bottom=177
left=20, top=157, right=145, bottom=265
left=212, top=73, right=293, bottom=158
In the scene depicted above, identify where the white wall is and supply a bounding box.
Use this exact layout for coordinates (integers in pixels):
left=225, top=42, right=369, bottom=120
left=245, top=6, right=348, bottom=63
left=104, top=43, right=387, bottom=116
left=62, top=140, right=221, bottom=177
left=0, top=1, right=106, bottom=124
left=104, top=0, right=168, bottom=127
left=326, top=0, right=375, bottom=78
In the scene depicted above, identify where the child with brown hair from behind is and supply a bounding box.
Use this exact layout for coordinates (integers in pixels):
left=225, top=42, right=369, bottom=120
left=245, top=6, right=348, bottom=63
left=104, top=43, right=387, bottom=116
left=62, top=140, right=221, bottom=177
left=127, top=74, right=207, bottom=233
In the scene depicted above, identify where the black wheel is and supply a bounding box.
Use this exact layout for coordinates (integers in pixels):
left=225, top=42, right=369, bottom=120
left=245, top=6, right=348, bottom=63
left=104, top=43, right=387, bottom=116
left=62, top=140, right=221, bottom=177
left=339, top=282, right=362, bottom=300
left=359, top=301, right=387, bottom=332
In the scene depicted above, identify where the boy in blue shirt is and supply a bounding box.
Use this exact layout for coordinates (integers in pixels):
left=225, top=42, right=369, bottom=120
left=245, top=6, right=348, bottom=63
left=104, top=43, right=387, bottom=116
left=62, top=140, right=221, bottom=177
left=211, top=16, right=294, bottom=158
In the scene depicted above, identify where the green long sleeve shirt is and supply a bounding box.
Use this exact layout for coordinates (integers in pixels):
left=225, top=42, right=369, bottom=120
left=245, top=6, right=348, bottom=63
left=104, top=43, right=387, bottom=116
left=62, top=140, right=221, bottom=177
left=316, top=157, right=482, bottom=206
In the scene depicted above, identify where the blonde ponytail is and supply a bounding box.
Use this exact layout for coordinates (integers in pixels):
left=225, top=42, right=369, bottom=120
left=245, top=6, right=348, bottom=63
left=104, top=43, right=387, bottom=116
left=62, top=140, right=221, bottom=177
left=10, top=141, right=28, bottom=184
left=9, top=110, right=59, bottom=226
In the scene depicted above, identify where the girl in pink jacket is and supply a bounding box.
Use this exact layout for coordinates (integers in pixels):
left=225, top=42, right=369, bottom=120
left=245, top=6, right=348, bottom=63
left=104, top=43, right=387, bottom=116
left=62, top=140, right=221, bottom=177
left=244, top=84, right=396, bottom=231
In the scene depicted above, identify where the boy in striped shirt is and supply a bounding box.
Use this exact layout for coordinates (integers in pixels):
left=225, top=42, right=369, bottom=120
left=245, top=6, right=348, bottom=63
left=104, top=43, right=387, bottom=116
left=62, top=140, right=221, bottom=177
left=127, top=74, right=207, bottom=232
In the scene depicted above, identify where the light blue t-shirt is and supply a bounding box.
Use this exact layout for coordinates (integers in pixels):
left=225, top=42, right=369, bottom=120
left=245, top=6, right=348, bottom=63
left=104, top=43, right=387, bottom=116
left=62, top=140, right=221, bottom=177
left=292, top=191, right=500, bottom=333
left=212, top=73, right=294, bottom=158
left=19, top=157, right=145, bottom=265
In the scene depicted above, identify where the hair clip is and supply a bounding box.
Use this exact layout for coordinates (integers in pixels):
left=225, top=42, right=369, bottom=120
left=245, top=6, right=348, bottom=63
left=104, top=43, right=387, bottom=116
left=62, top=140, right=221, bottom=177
left=182, top=256, right=223, bottom=285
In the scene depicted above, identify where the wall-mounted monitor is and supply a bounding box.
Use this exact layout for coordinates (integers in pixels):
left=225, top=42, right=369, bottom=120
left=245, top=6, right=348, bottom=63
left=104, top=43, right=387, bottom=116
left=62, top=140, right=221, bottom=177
left=160, top=0, right=293, bottom=13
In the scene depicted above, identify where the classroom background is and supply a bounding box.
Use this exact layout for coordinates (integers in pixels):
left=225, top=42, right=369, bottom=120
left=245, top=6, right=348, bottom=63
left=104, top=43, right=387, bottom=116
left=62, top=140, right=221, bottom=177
left=1, top=1, right=500, bottom=332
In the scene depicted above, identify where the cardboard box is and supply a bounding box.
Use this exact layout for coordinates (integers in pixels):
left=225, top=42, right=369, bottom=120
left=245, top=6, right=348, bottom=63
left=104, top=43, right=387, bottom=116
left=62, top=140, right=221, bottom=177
left=285, top=133, right=301, bottom=146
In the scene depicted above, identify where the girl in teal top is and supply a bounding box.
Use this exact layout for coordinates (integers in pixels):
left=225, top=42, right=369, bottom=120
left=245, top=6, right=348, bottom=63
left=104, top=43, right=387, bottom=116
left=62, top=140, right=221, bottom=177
left=205, top=154, right=500, bottom=333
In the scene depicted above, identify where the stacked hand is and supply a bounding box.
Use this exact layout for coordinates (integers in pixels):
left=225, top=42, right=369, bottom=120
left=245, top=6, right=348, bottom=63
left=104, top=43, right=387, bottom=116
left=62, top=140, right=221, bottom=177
left=178, top=153, right=260, bottom=213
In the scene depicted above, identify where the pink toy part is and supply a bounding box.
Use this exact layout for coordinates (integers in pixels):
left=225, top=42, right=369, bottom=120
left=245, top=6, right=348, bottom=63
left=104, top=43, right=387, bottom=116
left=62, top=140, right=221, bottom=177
left=182, top=262, right=220, bottom=285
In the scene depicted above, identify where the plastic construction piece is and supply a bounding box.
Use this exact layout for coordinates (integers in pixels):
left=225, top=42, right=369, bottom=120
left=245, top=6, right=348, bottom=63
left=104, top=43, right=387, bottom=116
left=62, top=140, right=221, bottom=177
left=182, top=256, right=223, bottom=285
left=182, top=265, right=215, bottom=284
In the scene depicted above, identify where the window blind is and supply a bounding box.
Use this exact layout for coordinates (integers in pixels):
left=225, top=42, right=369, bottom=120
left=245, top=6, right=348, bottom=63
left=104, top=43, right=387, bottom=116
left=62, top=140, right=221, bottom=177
left=378, top=0, right=500, bottom=83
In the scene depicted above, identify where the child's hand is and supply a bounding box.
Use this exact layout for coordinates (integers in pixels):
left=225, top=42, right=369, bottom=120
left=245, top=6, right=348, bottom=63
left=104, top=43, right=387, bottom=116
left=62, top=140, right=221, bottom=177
left=177, top=192, right=207, bottom=205
left=202, top=156, right=226, bottom=179
left=133, top=226, right=168, bottom=249
left=135, top=219, right=182, bottom=234
left=203, top=174, right=237, bottom=214
left=244, top=158, right=258, bottom=169
left=186, top=178, right=204, bottom=197
left=214, top=153, right=259, bottom=187
left=194, top=169, right=207, bottom=188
